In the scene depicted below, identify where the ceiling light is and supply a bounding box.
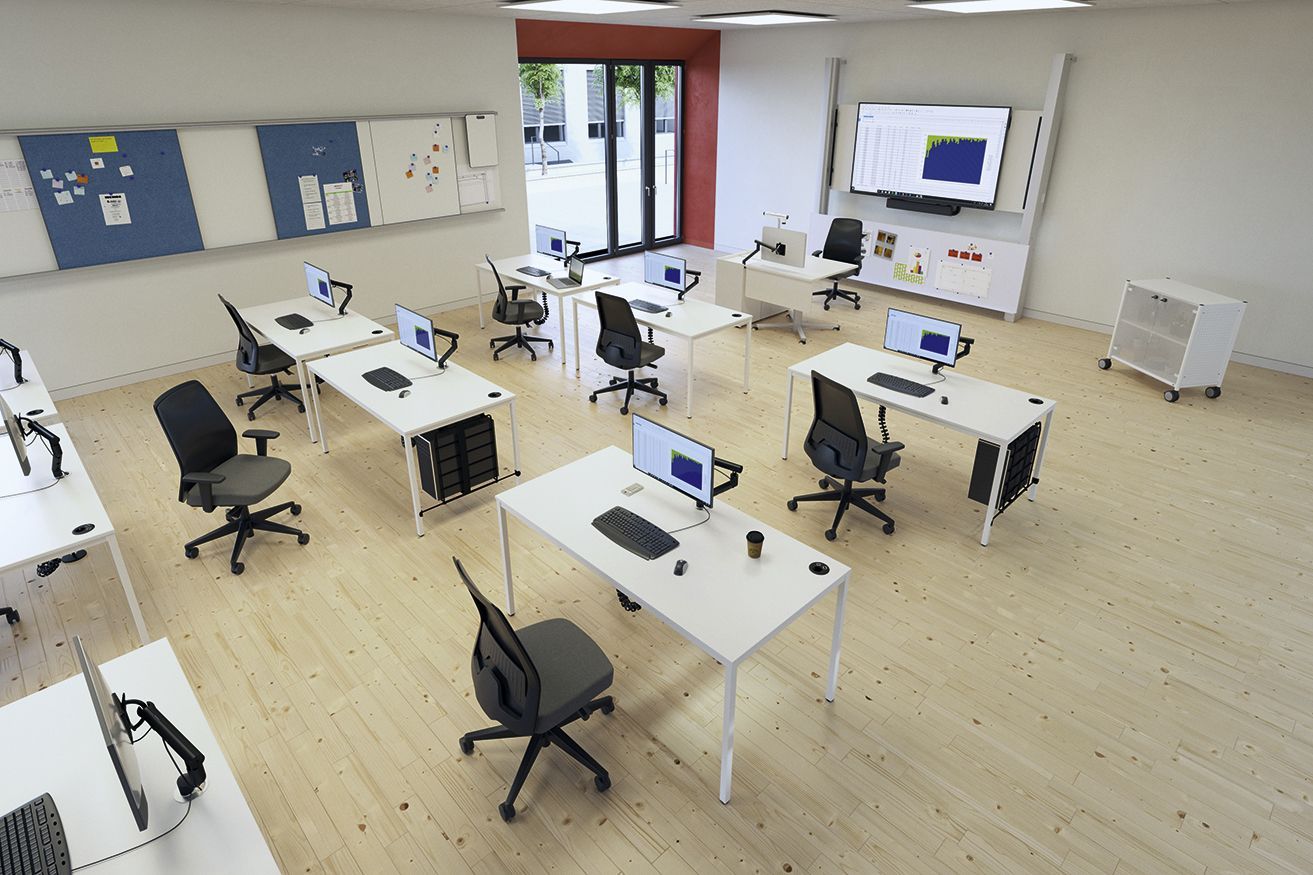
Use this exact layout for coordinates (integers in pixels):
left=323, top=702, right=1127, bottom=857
left=911, top=0, right=1092, bottom=13
left=501, top=0, right=678, bottom=14
left=696, top=10, right=837, bottom=25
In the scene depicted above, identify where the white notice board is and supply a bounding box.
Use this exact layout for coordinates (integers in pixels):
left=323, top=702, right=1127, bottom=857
left=464, top=114, right=499, bottom=168
left=368, top=118, right=461, bottom=225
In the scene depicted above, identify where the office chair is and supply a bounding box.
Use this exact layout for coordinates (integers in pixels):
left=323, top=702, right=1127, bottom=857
left=787, top=371, right=903, bottom=540
left=219, top=294, right=305, bottom=420
left=154, top=380, right=309, bottom=575
left=811, top=218, right=865, bottom=310
left=487, top=257, right=553, bottom=361
left=588, top=291, right=667, bottom=415
left=454, top=557, right=614, bottom=822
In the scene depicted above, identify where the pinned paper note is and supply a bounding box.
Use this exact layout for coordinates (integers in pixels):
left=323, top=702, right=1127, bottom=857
left=302, top=200, right=325, bottom=231
left=423, top=155, right=431, bottom=165
left=65, top=171, right=77, bottom=181
left=74, top=185, right=86, bottom=196
left=52, top=179, right=64, bottom=190
left=119, top=165, right=134, bottom=178
left=89, top=135, right=119, bottom=153
left=76, top=173, right=88, bottom=184
left=100, top=192, right=131, bottom=225
left=90, top=157, right=105, bottom=169
left=323, top=182, right=356, bottom=225
left=297, top=175, right=320, bottom=204
left=432, top=144, right=440, bottom=152
left=405, top=169, right=413, bottom=179
left=54, top=190, right=74, bottom=205
left=39, top=168, right=53, bottom=180
left=410, top=153, right=417, bottom=161
left=425, top=183, right=433, bottom=193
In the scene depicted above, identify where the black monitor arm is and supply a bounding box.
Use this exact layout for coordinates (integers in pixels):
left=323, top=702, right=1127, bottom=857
left=566, top=239, right=582, bottom=259
left=678, top=270, right=701, bottom=302
left=120, top=697, right=207, bottom=799
left=932, top=336, right=974, bottom=375
left=433, top=328, right=459, bottom=370
left=18, top=416, right=64, bottom=480
left=741, top=240, right=785, bottom=265
left=330, top=279, right=353, bottom=316
left=696, top=457, right=744, bottom=509
left=0, top=339, right=22, bottom=385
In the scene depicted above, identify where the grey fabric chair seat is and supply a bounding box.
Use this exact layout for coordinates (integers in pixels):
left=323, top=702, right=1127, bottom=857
left=517, top=618, right=615, bottom=733
left=502, top=298, right=545, bottom=324
left=253, top=343, right=296, bottom=375
left=186, top=454, right=291, bottom=508
left=860, top=440, right=901, bottom=480
left=603, top=340, right=664, bottom=370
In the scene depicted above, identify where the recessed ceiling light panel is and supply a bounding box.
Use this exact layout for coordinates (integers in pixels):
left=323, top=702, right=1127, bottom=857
left=910, top=0, right=1091, bottom=13
left=502, top=0, right=678, bottom=15
left=696, top=10, right=837, bottom=25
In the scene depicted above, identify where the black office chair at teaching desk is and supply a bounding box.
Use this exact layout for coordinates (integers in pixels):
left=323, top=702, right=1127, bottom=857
left=787, top=370, right=903, bottom=540
left=454, top=558, right=615, bottom=822
left=487, top=257, right=553, bottom=361
left=219, top=294, right=304, bottom=420
left=812, top=217, right=865, bottom=310
left=588, top=291, right=667, bottom=415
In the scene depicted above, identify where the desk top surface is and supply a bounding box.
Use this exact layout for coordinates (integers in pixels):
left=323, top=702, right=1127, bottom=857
left=239, top=297, right=394, bottom=358
left=0, top=639, right=279, bottom=874
left=0, top=422, right=115, bottom=573
left=732, top=251, right=856, bottom=282
left=1, top=350, right=59, bottom=425
left=308, top=341, right=514, bottom=436
left=571, top=282, right=752, bottom=339
left=498, top=446, right=849, bottom=665
left=480, top=253, right=621, bottom=295
left=790, top=343, right=1056, bottom=444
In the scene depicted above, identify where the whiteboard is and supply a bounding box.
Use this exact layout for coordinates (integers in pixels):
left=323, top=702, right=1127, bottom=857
left=465, top=114, right=499, bottom=168
left=0, top=135, right=58, bottom=276
left=369, top=117, right=460, bottom=225
left=179, top=126, right=276, bottom=249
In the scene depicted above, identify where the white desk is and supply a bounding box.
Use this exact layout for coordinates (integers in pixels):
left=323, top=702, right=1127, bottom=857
left=783, top=343, right=1056, bottom=546
left=715, top=252, right=855, bottom=342
left=569, top=282, right=752, bottom=418
left=238, top=299, right=393, bottom=443
left=308, top=342, right=520, bottom=537
left=475, top=254, right=621, bottom=360
left=496, top=446, right=851, bottom=803
left=0, top=423, right=147, bottom=644
left=0, top=639, right=279, bottom=874
left=0, top=350, right=59, bottom=425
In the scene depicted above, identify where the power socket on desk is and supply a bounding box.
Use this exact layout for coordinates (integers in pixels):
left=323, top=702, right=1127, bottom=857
left=621, top=483, right=644, bottom=497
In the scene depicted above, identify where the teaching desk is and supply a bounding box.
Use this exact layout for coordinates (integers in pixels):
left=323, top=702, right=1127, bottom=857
left=0, top=350, right=59, bottom=425
left=715, top=252, right=855, bottom=343
left=0, top=423, right=147, bottom=644
left=496, top=446, right=851, bottom=803
left=475, top=254, right=620, bottom=357
left=569, top=282, right=752, bottom=418
left=0, top=638, right=279, bottom=874
left=783, top=343, right=1056, bottom=546
left=308, top=342, right=520, bottom=537
left=238, top=299, right=394, bottom=443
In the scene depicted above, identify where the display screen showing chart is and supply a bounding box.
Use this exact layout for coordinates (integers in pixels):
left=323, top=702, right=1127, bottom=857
left=884, top=308, right=962, bottom=368
left=632, top=414, right=715, bottom=506
left=851, top=103, right=1011, bottom=209
left=395, top=303, right=437, bottom=362
left=644, top=251, right=686, bottom=292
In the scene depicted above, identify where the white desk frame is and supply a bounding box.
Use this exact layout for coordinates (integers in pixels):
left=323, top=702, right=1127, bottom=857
left=0, top=423, right=147, bottom=644
left=496, top=447, right=851, bottom=804
left=238, top=299, right=394, bottom=444
left=783, top=343, right=1056, bottom=547
left=723, top=253, right=854, bottom=343
left=0, top=350, right=59, bottom=425
left=475, top=254, right=621, bottom=360
left=308, top=342, right=520, bottom=537
left=569, top=282, right=752, bottom=418
left=0, top=639, right=279, bottom=874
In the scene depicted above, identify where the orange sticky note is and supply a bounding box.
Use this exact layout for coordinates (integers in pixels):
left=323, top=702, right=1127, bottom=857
left=76, top=173, right=88, bottom=184
left=432, top=144, right=440, bottom=152
left=405, top=169, right=413, bottom=178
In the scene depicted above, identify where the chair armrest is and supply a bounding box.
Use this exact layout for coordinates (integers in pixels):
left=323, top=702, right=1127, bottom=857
left=873, top=441, right=905, bottom=455
left=507, top=284, right=527, bottom=300
left=182, top=471, right=225, bottom=512
left=811, top=249, right=822, bottom=257
left=242, top=428, right=280, bottom=456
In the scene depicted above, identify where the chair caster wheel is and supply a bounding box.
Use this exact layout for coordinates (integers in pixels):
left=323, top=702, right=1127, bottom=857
left=819, top=478, right=829, bottom=489
left=231, top=562, right=245, bottom=575
left=589, top=394, right=598, bottom=403
left=298, top=404, right=306, bottom=413
left=548, top=341, right=554, bottom=349
left=5, top=610, right=17, bottom=625
left=823, top=303, right=830, bottom=311
left=658, top=398, right=667, bottom=406
left=883, top=523, right=895, bottom=535
left=489, top=340, right=496, bottom=349
left=493, top=353, right=500, bottom=361
left=1205, top=386, right=1221, bottom=398
left=290, top=503, right=302, bottom=515
left=609, top=378, right=620, bottom=385
left=833, top=326, right=841, bottom=331
left=459, top=737, right=474, bottom=756
left=185, top=547, right=199, bottom=559
left=1097, top=358, right=1111, bottom=370
left=620, top=407, right=629, bottom=415
left=825, top=529, right=837, bottom=541
left=594, top=774, right=611, bottom=792
left=1164, top=390, right=1179, bottom=403
left=854, top=304, right=861, bottom=310
left=247, top=411, right=256, bottom=421
left=498, top=802, right=515, bottom=822
left=787, top=499, right=798, bottom=511
left=529, top=353, right=537, bottom=361
left=298, top=533, right=310, bottom=545
left=235, top=398, right=244, bottom=407
left=650, top=379, right=658, bottom=387
left=600, top=699, right=615, bottom=715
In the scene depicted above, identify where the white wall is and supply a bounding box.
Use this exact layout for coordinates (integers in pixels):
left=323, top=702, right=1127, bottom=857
left=715, top=0, right=1313, bottom=373
left=0, top=0, right=528, bottom=394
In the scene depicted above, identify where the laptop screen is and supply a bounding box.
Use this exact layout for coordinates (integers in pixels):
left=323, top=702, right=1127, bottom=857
left=567, top=256, right=584, bottom=284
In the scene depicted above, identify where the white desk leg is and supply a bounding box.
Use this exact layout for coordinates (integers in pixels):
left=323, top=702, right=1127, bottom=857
left=719, top=662, right=738, bottom=804
left=108, top=535, right=148, bottom=645
left=509, top=399, right=522, bottom=477
left=313, top=373, right=329, bottom=454
left=404, top=433, right=425, bottom=538
left=296, top=358, right=318, bottom=444
left=686, top=338, right=695, bottom=419
left=475, top=266, right=486, bottom=329
left=558, top=298, right=568, bottom=368
left=1028, top=409, right=1055, bottom=501
left=743, top=320, right=752, bottom=394
left=498, top=504, right=515, bottom=616
left=572, top=298, right=582, bottom=377
left=826, top=579, right=848, bottom=702
left=781, top=372, right=795, bottom=460
left=980, top=441, right=1009, bottom=547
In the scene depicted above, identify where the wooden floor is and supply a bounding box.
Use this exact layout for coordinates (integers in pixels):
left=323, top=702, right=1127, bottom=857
left=4, top=246, right=1312, bottom=874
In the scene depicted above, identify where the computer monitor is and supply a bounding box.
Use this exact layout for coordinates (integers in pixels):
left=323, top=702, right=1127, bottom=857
left=566, top=255, right=584, bottom=285
left=632, top=414, right=715, bottom=508
left=395, top=304, right=437, bottom=362
left=303, top=262, right=334, bottom=309
left=73, top=636, right=149, bottom=832
left=883, top=308, right=962, bottom=368
left=1, top=391, right=31, bottom=477
left=644, top=252, right=686, bottom=293
left=534, top=224, right=568, bottom=260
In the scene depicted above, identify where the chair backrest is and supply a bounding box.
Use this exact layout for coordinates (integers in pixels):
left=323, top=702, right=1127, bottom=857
left=455, top=557, right=541, bottom=736
left=153, top=380, right=238, bottom=502
left=486, top=257, right=513, bottom=322
left=595, top=292, right=642, bottom=369
left=804, top=370, right=869, bottom=480
left=218, top=294, right=261, bottom=375
left=821, top=218, right=865, bottom=269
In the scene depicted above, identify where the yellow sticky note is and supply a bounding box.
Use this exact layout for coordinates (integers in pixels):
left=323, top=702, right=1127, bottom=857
left=89, top=136, right=119, bottom=153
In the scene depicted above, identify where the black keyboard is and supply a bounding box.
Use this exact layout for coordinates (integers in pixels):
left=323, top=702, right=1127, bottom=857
left=592, top=506, right=678, bottom=560
left=1, top=794, right=71, bottom=875
left=518, top=266, right=551, bottom=277
left=275, top=313, right=313, bottom=330
left=868, top=372, right=934, bottom=398
left=630, top=299, right=667, bottom=314
left=362, top=367, right=413, bottom=392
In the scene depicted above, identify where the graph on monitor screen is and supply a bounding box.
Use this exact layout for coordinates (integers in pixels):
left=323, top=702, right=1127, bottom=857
left=670, top=450, right=703, bottom=491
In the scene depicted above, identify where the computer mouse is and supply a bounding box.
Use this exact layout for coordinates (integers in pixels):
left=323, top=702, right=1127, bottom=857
left=674, top=559, right=687, bottom=576
left=399, top=389, right=411, bottom=398
left=665, top=311, right=672, bottom=318
left=940, top=395, right=949, bottom=405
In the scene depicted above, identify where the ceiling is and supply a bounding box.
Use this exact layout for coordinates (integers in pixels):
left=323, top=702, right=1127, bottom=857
left=222, top=0, right=1268, bottom=29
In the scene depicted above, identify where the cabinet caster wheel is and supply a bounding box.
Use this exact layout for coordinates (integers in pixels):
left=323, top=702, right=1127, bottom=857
left=498, top=802, right=515, bottom=822
left=1097, top=358, right=1112, bottom=370
left=883, top=523, right=895, bottom=535
left=787, top=499, right=798, bottom=511
left=594, top=774, right=611, bottom=792
left=235, top=398, right=244, bottom=407
left=1163, top=390, right=1179, bottom=403
left=1205, top=386, right=1221, bottom=398
left=247, top=411, right=256, bottom=421
left=231, top=562, right=245, bottom=575
left=620, top=406, right=629, bottom=415
left=492, top=353, right=499, bottom=361
left=185, top=546, right=199, bottom=559
left=459, top=737, right=474, bottom=756
left=297, top=533, right=310, bottom=546
left=589, top=394, right=597, bottom=403
left=824, top=529, right=837, bottom=541
left=5, top=610, right=17, bottom=625
left=658, top=397, right=667, bottom=406
left=290, top=503, right=302, bottom=515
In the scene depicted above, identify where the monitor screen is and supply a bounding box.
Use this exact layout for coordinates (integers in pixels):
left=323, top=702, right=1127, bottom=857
left=632, top=414, right=715, bottom=507
left=851, top=103, right=1011, bottom=210
left=534, top=224, right=568, bottom=259
left=395, top=304, right=437, bottom=362
left=567, top=256, right=584, bottom=284
left=883, top=308, right=963, bottom=368
left=644, top=252, right=686, bottom=292
left=304, top=262, right=334, bottom=308
left=73, top=636, right=149, bottom=832
left=0, top=391, right=31, bottom=477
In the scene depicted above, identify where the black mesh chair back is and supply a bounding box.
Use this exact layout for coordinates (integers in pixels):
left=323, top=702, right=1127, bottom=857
left=154, top=380, right=238, bottom=502
left=219, top=294, right=262, bottom=375
left=804, top=370, right=868, bottom=481
left=456, top=558, right=541, bottom=737
left=821, top=218, right=865, bottom=269
left=595, top=292, right=642, bottom=370
left=487, top=257, right=514, bottom=323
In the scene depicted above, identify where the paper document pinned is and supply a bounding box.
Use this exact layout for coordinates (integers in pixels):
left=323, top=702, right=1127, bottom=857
left=298, top=175, right=320, bottom=204
left=323, top=181, right=357, bottom=225
left=54, top=191, right=74, bottom=206
left=303, top=200, right=325, bottom=231
left=99, top=192, right=131, bottom=225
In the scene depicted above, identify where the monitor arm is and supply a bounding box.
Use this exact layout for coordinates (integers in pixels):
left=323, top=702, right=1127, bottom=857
left=678, top=270, right=701, bottom=302
left=18, top=416, right=64, bottom=480
left=742, top=240, right=786, bottom=265
left=566, top=239, right=582, bottom=259
left=330, top=279, right=353, bottom=316
left=932, top=336, right=973, bottom=375
left=696, top=457, right=744, bottom=509
left=433, top=328, right=459, bottom=370
left=120, top=697, right=207, bottom=799
left=0, top=339, right=22, bottom=385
